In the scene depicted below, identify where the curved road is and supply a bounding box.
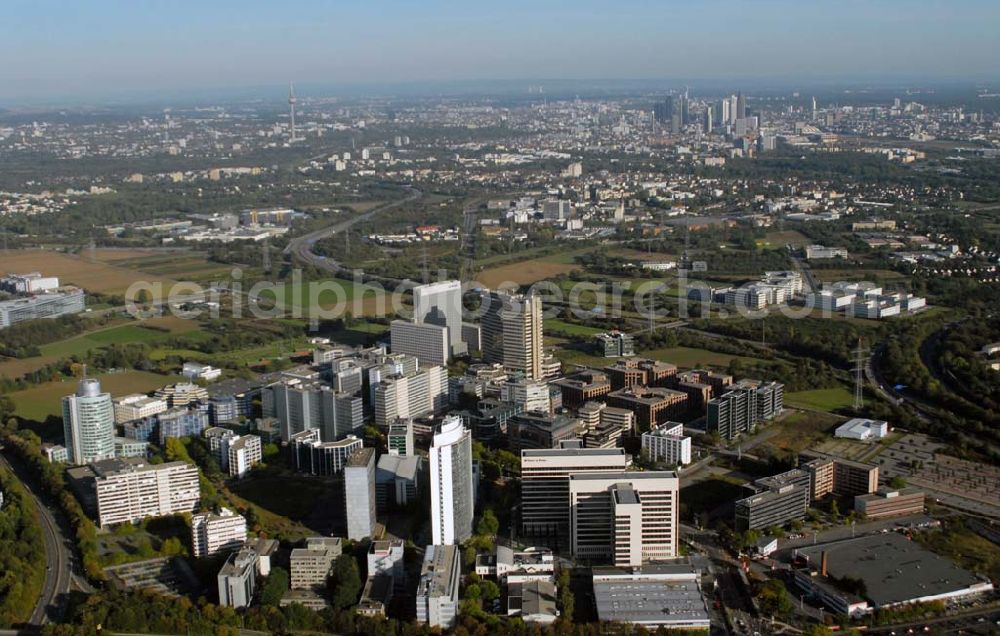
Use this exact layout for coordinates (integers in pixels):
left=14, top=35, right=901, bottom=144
left=284, top=186, right=422, bottom=279
left=0, top=449, right=89, bottom=627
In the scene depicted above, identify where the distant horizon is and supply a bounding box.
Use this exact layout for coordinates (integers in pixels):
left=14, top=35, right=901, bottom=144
left=3, top=75, right=999, bottom=111
left=3, top=0, right=999, bottom=108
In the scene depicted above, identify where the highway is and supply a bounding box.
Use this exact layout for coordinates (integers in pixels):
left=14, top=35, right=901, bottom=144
left=0, top=455, right=73, bottom=627
left=284, top=186, right=423, bottom=279
left=0, top=450, right=81, bottom=626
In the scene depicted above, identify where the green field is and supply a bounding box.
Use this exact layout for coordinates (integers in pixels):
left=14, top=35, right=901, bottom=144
left=11, top=371, right=181, bottom=422
left=784, top=386, right=856, bottom=412
left=545, top=320, right=607, bottom=337
left=256, top=280, right=388, bottom=315
left=39, top=324, right=176, bottom=358
left=643, top=346, right=769, bottom=369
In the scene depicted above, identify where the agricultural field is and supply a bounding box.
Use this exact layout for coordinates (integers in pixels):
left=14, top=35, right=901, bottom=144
left=758, top=230, right=812, bottom=249
left=0, top=249, right=177, bottom=295
left=477, top=256, right=582, bottom=288
left=783, top=386, right=856, bottom=412
left=10, top=371, right=180, bottom=422
left=39, top=324, right=174, bottom=358
left=99, top=250, right=235, bottom=282
left=256, top=280, right=389, bottom=317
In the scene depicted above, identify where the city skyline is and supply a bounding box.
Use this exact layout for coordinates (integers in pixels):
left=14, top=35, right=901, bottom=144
left=2, top=0, right=1000, bottom=104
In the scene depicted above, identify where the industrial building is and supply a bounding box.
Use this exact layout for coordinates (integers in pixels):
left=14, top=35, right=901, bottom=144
left=592, top=563, right=711, bottom=630
left=793, top=534, right=993, bottom=616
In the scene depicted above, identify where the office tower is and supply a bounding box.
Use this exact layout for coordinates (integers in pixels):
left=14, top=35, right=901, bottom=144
left=680, top=94, right=690, bottom=126
left=729, top=94, right=739, bottom=124
left=568, top=471, right=679, bottom=566
left=62, top=378, right=116, bottom=465
left=734, top=469, right=811, bottom=530
left=263, top=379, right=362, bottom=442
left=217, top=545, right=259, bottom=608
left=413, top=280, right=465, bottom=357
left=811, top=96, right=818, bottom=119
left=520, top=447, right=630, bottom=535
left=387, top=418, right=414, bottom=456
left=800, top=455, right=878, bottom=501
left=416, top=544, right=461, bottom=629
left=390, top=319, right=449, bottom=366
left=719, top=98, right=731, bottom=127
left=66, top=458, right=200, bottom=527
left=736, top=91, right=747, bottom=119
left=373, top=365, right=447, bottom=427
left=641, top=422, right=692, bottom=466
left=704, top=108, right=713, bottom=133
left=191, top=508, right=248, bottom=558
left=288, top=82, right=297, bottom=142
left=345, top=448, right=377, bottom=540
left=430, top=416, right=474, bottom=545
left=290, top=537, right=342, bottom=590
left=481, top=290, right=544, bottom=380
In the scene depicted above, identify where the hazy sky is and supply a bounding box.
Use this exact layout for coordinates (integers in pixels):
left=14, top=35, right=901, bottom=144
left=2, top=0, right=998, bottom=102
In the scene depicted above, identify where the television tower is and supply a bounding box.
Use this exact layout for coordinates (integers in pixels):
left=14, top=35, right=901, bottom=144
left=288, top=82, right=298, bottom=142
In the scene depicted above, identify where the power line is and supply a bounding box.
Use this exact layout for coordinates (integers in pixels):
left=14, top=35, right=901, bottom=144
left=853, top=337, right=868, bottom=411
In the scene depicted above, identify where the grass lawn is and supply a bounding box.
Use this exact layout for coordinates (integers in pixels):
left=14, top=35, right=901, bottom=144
left=39, top=324, right=174, bottom=358
left=784, top=386, right=855, bottom=412
left=642, top=346, right=769, bottom=369
left=545, top=320, right=607, bottom=337
left=11, top=371, right=181, bottom=422
left=255, top=280, right=388, bottom=316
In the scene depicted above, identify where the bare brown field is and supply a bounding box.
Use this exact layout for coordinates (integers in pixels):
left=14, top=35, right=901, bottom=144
left=0, top=250, right=177, bottom=294
left=88, top=248, right=167, bottom=262
left=0, top=355, right=60, bottom=379
left=478, top=258, right=581, bottom=288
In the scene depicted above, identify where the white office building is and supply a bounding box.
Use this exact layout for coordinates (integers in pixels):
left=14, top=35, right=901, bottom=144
left=345, top=448, right=378, bottom=540
left=71, top=458, right=200, bottom=527
left=113, top=394, right=168, bottom=424
left=641, top=423, right=692, bottom=466
left=226, top=435, right=263, bottom=478
left=373, top=365, right=447, bottom=428
left=413, top=280, right=466, bottom=357
left=390, top=319, right=449, bottom=367
left=430, top=416, right=474, bottom=545
left=62, top=378, right=116, bottom=465
left=569, top=471, right=679, bottom=567
left=191, top=508, right=248, bottom=558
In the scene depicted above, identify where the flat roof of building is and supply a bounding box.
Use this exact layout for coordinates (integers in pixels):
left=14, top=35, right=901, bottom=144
left=592, top=564, right=710, bottom=627
left=419, top=544, right=459, bottom=598
left=570, top=470, right=677, bottom=482
left=796, top=533, right=987, bottom=608
left=521, top=447, right=625, bottom=458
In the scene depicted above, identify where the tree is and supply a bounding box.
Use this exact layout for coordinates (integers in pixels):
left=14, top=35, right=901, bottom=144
left=329, top=555, right=361, bottom=610
left=464, top=583, right=482, bottom=600
left=830, top=499, right=841, bottom=519
left=889, top=476, right=907, bottom=489
left=259, top=567, right=289, bottom=607
left=476, top=509, right=499, bottom=537
left=481, top=580, right=500, bottom=602
left=756, top=579, right=794, bottom=617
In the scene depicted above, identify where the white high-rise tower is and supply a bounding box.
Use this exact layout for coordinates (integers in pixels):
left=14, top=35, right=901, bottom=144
left=62, top=378, right=115, bottom=465
left=430, top=416, right=474, bottom=545
left=288, top=82, right=298, bottom=142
